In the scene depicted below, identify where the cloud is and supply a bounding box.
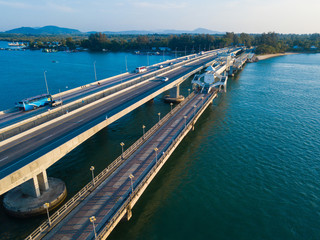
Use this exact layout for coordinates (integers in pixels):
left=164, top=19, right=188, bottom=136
left=132, top=1, right=187, bottom=9
left=0, top=0, right=76, bottom=12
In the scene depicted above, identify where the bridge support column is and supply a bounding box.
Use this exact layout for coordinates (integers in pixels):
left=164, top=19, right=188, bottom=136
left=163, top=83, right=185, bottom=103
left=38, top=170, right=49, bottom=192
left=3, top=173, right=67, bottom=218
left=21, top=176, right=41, bottom=198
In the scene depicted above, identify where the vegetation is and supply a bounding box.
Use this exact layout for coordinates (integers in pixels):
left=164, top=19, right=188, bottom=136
left=0, top=32, right=319, bottom=54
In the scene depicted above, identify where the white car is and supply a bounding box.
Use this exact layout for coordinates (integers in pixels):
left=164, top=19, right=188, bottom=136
left=161, top=77, right=169, bottom=82
left=159, top=65, right=163, bottom=69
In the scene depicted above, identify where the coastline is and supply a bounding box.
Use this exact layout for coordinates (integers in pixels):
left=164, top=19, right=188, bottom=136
left=256, top=52, right=298, bottom=61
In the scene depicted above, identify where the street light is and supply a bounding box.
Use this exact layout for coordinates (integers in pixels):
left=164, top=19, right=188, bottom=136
left=43, top=203, right=51, bottom=226
left=184, top=115, right=187, bottom=127
left=170, top=102, right=173, bottom=111
left=89, top=216, right=97, bottom=239
left=129, top=174, right=134, bottom=194
left=158, top=112, right=161, bottom=124
left=188, top=89, right=191, bottom=96
left=90, top=166, right=95, bottom=186
left=125, top=55, right=128, bottom=72
left=194, top=105, right=197, bottom=116
left=44, top=70, right=49, bottom=95
left=154, top=147, right=158, bottom=163
left=120, top=142, right=125, bottom=158
left=142, top=125, right=145, bottom=138
left=93, top=61, right=97, bottom=82
left=201, top=96, right=204, bottom=106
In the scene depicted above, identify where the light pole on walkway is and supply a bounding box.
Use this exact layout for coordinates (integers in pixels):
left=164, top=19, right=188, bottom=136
left=154, top=147, right=158, bottom=163
left=44, top=203, right=51, bottom=226
left=170, top=103, right=173, bottom=111
left=184, top=115, right=187, bottom=128
left=158, top=112, right=161, bottom=124
left=194, top=105, right=197, bottom=116
left=89, top=216, right=97, bottom=239
left=129, top=174, right=134, bottom=194
left=188, top=89, right=191, bottom=96
left=120, top=142, right=125, bottom=158
left=90, top=166, right=95, bottom=186
left=142, top=125, right=145, bottom=138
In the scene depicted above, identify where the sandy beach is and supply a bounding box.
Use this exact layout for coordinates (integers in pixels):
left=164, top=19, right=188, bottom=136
left=257, top=52, right=298, bottom=60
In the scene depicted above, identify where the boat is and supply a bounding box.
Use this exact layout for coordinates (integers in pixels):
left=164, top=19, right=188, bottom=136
left=8, top=42, right=25, bottom=47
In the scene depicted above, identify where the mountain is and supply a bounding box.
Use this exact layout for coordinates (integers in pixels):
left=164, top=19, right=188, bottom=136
left=5, top=26, right=81, bottom=35
left=3, top=26, right=224, bottom=35
left=100, top=28, right=224, bottom=35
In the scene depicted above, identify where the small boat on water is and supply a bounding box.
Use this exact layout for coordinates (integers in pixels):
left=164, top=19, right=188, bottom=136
left=8, top=42, right=25, bottom=47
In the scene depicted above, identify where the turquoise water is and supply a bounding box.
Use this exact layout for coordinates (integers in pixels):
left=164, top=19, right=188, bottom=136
left=0, top=49, right=320, bottom=239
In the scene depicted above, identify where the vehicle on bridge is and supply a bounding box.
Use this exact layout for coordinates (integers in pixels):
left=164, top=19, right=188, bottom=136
left=135, top=66, right=147, bottom=73
left=16, top=94, right=53, bottom=111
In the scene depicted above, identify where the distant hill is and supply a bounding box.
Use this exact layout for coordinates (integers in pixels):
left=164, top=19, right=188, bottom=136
left=3, top=26, right=224, bottom=35
left=5, top=26, right=81, bottom=35
left=101, top=28, right=224, bottom=35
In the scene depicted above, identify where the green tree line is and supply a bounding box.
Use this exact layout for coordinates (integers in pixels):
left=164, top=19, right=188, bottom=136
left=1, top=32, right=319, bottom=54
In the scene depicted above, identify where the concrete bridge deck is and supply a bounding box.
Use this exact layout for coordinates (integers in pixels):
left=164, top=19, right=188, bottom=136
left=0, top=50, right=225, bottom=195
left=27, top=89, right=217, bottom=240
left=0, top=50, right=218, bottom=140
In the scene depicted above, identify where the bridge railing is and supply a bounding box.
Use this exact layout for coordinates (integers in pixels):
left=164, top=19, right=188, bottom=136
left=97, top=91, right=216, bottom=239
left=25, top=91, right=196, bottom=240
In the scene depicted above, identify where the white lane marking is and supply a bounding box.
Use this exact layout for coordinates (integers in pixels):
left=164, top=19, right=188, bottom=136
left=77, top=119, right=84, bottom=123
left=42, top=135, right=53, bottom=141
left=113, top=163, right=139, bottom=189
left=0, top=156, right=8, bottom=162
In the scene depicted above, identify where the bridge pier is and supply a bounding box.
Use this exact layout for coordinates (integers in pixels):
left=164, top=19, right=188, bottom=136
left=163, top=83, right=185, bottom=103
left=3, top=170, right=67, bottom=218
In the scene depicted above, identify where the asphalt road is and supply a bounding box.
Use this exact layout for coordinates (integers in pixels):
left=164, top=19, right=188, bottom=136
left=0, top=54, right=218, bottom=178
left=0, top=53, right=210, bottom=129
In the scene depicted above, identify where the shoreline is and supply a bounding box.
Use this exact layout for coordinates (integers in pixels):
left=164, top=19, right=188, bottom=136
left=256, top=52, right=298, bottom=61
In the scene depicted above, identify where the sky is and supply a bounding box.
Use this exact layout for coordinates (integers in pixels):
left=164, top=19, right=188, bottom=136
left=0, top=0, right=319, bottom=34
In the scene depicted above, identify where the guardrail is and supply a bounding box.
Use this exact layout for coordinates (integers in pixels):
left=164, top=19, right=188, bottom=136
left=25, top=91, right=196, bottom=240
left=96, top=91, right=216, bottom=239
left=0, top=51, right=217, bottom=142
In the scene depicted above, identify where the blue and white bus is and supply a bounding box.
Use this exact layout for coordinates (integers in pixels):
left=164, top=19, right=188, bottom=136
left=16, top=94, right=53, bottom=111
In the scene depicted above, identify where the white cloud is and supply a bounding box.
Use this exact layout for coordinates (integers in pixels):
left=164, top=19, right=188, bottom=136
left=0, top=0, right=76, bottom=12
left=132, top=1, right=187, bottom=9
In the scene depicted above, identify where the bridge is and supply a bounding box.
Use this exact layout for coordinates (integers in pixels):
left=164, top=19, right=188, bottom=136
left=0, top=49, right=240, bottom=200
left=24, top=48, right=248, bottom=239
left=0, top=47, right=248, bottom=238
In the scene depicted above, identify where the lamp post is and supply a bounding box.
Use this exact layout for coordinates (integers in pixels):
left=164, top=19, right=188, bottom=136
left=201, top=96, right=204, bottom=106
left=170, top=102, right=173, bottom=111
left=44, top=71, right=49, bottom=95
left=188, top=89, right=191, bottom=96
left=142, top=125, right=145, bottom=138
left=129, top=174, right=134, bottom=194
left=158, top=112, right=161, bottom=124
left=125, top=55, right=128, bottom=72
left=154, top=147, right=158, bottom=163
left=120, top=142, right=125, bottom=158
left=90, top=166, right=95, bottom=186
left=89, top=216, right=97, bottom=239
left=194, top=105, right=197, bottom=116
left=44, top=203, right=51, bottom=226
left=184, top=115, right=187, bottom=128
left=93, top=61, right=97, bottom=82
